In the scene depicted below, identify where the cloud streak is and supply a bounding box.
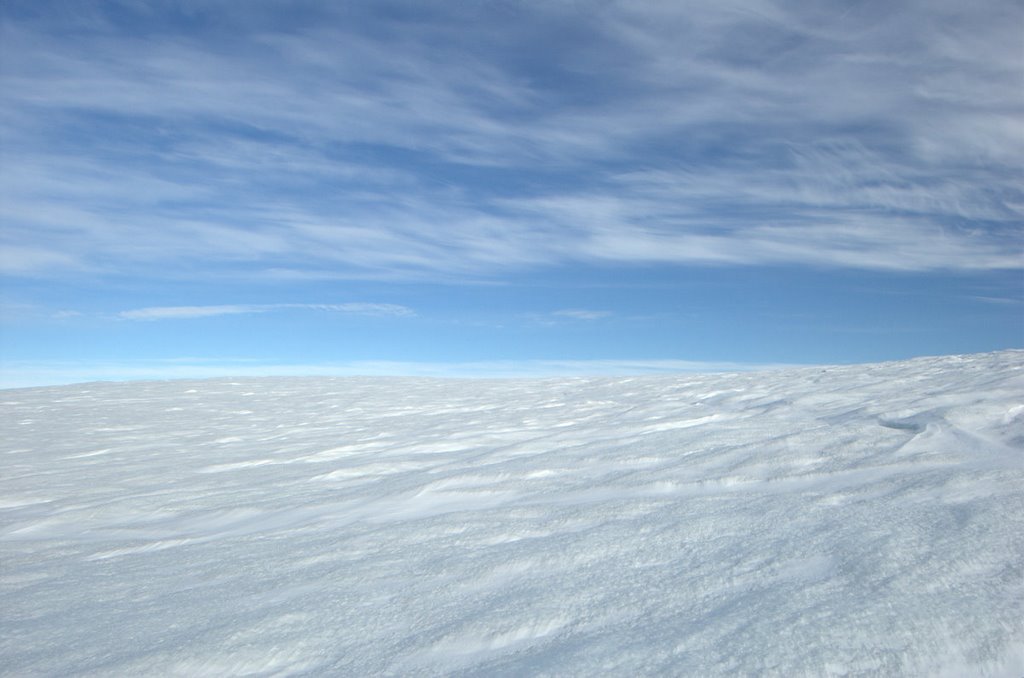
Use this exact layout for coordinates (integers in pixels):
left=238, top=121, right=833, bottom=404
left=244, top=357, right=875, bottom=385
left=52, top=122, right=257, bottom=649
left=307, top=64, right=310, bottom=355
left=118, top=303, right=415, bottom=321
left=550, top=310, right=613, bottom=321
left=1, top=0, right=1021, bottom=281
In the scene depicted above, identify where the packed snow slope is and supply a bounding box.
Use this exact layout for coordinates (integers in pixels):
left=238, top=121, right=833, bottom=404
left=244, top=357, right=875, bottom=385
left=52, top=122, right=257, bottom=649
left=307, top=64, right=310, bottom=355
left=2, top=351, right=1023, bottom=677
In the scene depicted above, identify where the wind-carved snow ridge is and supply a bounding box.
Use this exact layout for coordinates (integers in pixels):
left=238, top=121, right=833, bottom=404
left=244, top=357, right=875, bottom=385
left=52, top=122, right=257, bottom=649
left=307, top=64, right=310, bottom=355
left=1, top=351, right=1022, bottom=677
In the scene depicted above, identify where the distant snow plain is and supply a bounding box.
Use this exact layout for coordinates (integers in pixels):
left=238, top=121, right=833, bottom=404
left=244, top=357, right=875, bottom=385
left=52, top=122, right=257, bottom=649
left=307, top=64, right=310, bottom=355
left=2, top=350, right=1022, bottom=677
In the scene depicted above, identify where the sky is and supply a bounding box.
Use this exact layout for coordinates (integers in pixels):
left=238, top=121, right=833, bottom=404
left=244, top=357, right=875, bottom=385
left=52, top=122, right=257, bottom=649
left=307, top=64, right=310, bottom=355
left=1, top=0, right=1022, bottom=387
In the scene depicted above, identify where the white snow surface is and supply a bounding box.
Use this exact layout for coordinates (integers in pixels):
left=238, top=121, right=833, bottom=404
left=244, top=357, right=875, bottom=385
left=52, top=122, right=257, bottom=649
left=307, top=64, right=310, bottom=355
left=2, top=351, right=1023, bottom=677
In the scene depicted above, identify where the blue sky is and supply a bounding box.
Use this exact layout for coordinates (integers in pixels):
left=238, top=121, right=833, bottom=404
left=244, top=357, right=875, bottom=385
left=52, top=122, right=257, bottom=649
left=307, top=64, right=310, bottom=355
left=1, top=0, right=1022, bottom=386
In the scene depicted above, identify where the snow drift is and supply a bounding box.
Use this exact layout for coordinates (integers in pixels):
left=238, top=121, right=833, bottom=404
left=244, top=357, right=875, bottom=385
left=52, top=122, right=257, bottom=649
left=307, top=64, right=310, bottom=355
left=2, top=351, right=1022, bottom=676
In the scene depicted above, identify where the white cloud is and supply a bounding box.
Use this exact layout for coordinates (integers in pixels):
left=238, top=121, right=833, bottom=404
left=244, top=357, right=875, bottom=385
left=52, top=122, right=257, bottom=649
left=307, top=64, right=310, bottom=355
left=1, top=0, right=1021, bottom=279
left=0, top=245, right=85, bottom=276
left=119, top=305, right=263, bottom=321
left=306, top=303, right=416, bottom=318
left=550, top=310, right=612, bottom=321
left=118, top=303, right=415, bottom=321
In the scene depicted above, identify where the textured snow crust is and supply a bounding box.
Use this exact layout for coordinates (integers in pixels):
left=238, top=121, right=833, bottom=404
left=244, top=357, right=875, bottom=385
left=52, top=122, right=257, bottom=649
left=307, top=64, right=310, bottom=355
left=2, top=351, right=1023, bottom=676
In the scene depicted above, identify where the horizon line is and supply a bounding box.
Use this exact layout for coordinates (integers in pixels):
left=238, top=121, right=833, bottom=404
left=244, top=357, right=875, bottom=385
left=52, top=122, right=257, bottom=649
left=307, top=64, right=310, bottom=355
left=3, top=349, right=1021, bottom=389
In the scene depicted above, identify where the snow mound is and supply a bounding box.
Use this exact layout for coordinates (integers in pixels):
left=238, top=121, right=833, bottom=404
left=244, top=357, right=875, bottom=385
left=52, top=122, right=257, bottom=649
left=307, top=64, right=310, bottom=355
left=2, top=351, right=1022, bottom=676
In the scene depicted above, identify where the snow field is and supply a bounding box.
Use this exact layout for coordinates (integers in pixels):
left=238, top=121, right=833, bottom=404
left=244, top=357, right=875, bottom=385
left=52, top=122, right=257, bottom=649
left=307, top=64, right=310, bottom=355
left=1, top=351, right=1022, bottom=676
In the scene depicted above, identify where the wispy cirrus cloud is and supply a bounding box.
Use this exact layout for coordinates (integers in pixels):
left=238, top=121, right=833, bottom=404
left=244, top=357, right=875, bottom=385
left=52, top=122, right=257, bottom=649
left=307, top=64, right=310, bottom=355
left=1, top=0, right=1021, bottom=282
left=119, top=305, right=265, bottom=321
left=550, top=310, right=613, bottom=321
left=522, top=309, right=614, bottom=327
left=118, top=303, right=415, bottom=321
